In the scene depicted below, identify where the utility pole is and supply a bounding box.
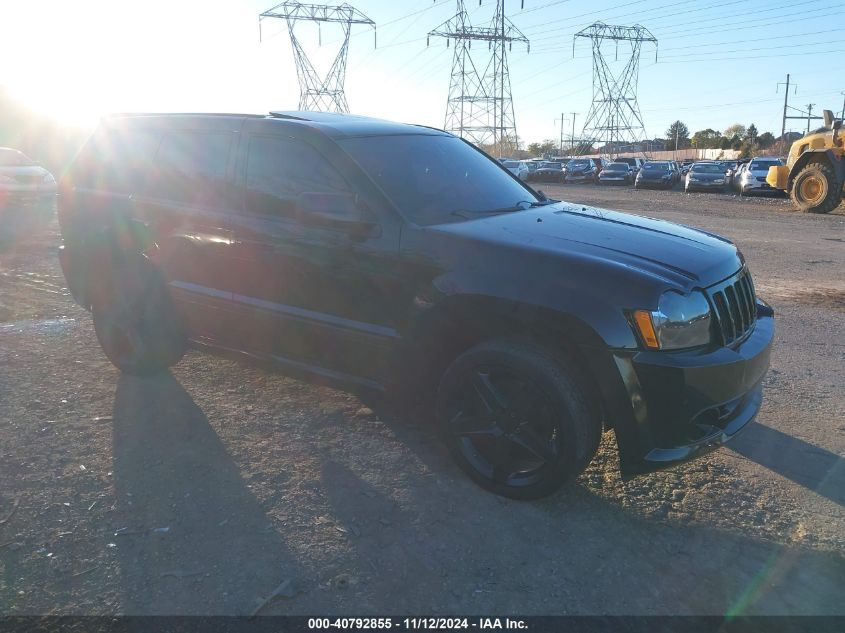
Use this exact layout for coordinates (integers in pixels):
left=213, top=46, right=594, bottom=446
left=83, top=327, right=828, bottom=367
left=840, top=92, right=845, bottom=120
left=777, top=74, right=793, bottom=153
left=570, top=112, right=577, bottom=154
left=806, top=103, right=815, bottom=134
left=674, top=124, right=679, bottom=160
left=554, top=113, right=569, bottom=155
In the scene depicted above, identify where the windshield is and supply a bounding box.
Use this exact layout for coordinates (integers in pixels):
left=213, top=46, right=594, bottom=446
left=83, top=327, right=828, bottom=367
left=605, top=163, right=628, bottom=171
left=643, top=162, right=669, bottom=171
left=540, top=162, right=561, bottom=169
left=567, top=159, right=590, bottom=168
left=339, top=134, right=538, bottom=226
left=503, top=161, right=519, bottom=168
left=691, top=163, right=725, bottom=174
left=749, top=160, right=781, bottom=170
left=0, top=149, right=35, bottom=166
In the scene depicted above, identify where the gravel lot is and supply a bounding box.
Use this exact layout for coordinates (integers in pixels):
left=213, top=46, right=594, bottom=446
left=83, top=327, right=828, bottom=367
left=0, top=188, right=843, bottom=616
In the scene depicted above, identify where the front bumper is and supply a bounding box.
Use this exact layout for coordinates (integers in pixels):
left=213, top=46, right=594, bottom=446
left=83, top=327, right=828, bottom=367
left=609, top=301, right=774, bottom=474
left=686, top=180, right=726, bottom=191
left=636, top=179, right=672, bottom=188
left=0, top=186, right=57, bottom=209
left=564, top=173, right=596, bottom=182
left=741, top=178, right=776, bottom=192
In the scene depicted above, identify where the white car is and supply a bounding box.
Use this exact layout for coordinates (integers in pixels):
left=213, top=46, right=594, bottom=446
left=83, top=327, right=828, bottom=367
left=502, top=159, right=529, bottom=181
left=739, top=157, right=783, bottom=195
left=0, top=147, right=57, bottom=210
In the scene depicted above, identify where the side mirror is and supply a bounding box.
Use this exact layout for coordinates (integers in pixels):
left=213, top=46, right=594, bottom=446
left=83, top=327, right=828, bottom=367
left=295, top=192, right=377, bottom=236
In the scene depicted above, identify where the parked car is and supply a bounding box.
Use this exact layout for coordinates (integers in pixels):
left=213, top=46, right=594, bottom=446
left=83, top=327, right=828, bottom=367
left=532, top=160, right=565, bottom=182
left=502, top=160, right=529, bottom=181
left=731, top=162, right=749, bottom=190
left=680, top=159, right=695, bottom=176
left=669, top=161, right=682, bottom=185
left=739, top=157, right=784, bottom=195
left=598, top=162, right=634, bottom=185
left=524, top=160, right=540, bottom=180
left=634, top=161, right=675, bottom=189
left=614, top=157, right=644, bottom=176
left=563, top=158, right=601, bottom=183
left=58, top=111, right=774, bottom=499
left=685, top=161, right=729, bottom=193
left=0, top=147, right=57, bottom=211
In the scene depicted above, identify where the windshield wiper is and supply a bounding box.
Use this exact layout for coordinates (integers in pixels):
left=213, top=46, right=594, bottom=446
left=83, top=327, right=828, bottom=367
left=451, top=199, right=556, bottom=218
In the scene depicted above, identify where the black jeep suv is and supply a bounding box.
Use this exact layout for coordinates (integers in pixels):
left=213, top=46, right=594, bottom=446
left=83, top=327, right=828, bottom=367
left=58, top=112, right=774, bottom=499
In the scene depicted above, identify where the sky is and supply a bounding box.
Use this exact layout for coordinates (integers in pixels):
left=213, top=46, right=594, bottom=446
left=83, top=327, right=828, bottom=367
left=1, top=0, right=844, bottom=145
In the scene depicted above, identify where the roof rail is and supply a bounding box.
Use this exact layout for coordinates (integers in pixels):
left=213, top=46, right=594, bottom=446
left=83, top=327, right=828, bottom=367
left=268, top=112, right=310, bottom=120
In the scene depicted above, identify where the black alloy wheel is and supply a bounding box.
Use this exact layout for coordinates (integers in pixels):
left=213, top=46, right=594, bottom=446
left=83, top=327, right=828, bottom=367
left=92, top=261, right=186, bottom=375
left=436, top=339, right=601, bottom=499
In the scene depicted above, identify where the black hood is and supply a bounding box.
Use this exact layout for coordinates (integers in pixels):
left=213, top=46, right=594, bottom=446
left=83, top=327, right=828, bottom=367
left=429, top=202, right=742, bottom=288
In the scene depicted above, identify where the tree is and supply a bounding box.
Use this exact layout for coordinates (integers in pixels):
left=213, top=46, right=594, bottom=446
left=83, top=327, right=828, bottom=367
left=757, top=131, right=776, bottom=149
left=665, top=121, right=690, bottom=149
left=527, top=139, right=558, bottom=157
left=691, top=128, right=722, bottom=149
left=745, top=123, right=758, bottom=142
left=723, top=123, right=746, bottom=139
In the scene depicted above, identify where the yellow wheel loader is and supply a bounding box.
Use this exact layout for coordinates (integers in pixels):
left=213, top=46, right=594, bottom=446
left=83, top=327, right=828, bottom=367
left=767, top=109, right=845, bottom=214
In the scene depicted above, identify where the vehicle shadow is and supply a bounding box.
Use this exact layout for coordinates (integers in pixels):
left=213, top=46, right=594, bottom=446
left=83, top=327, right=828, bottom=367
left=728, top=421, right=844, bottom=507
left=343, top=393, right=845, bottom=615
left=111, top=372, right=302, bottom=615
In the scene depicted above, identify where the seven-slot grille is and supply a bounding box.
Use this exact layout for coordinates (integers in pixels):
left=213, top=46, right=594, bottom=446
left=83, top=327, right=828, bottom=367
left=706, top=269, right=757, bottom=345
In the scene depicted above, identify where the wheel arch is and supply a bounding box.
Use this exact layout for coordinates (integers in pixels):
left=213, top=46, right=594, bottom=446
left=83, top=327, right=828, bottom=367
left=392, top=294, right=622, bottom=429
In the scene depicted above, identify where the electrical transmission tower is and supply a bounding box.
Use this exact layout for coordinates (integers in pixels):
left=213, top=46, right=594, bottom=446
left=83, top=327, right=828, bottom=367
left=572, top=22, right=657, bottom=155
left=428, top=1, right=529, bottom=155
left=259, top=2, right=375, bottom=113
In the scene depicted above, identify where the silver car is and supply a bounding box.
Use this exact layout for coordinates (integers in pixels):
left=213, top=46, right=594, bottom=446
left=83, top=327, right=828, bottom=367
left=739, top=157, right=783, bottom=195
left=0, top=148, right=57, bottom=211
left=502, top=160, right=529, bottom=181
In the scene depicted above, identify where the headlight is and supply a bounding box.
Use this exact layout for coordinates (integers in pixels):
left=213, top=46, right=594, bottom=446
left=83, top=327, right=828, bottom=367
left=633, top=290, right=712, bottom=350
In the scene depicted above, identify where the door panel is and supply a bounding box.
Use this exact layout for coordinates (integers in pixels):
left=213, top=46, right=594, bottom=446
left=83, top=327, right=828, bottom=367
left=226, top=127, right=407, bottom=382
left=132, top=125, right=241, bottom=344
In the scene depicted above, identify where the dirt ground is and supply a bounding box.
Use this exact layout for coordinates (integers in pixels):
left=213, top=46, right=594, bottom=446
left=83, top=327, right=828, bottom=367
left=0, top=188, right=843, bottom=616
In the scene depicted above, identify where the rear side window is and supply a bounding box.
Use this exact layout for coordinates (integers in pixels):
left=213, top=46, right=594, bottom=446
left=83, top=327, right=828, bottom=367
left=70, top=126, right=161, bottom=194
left=145, top=130, right=232, bottom=207
left=244, top=136, right=350, bottom=218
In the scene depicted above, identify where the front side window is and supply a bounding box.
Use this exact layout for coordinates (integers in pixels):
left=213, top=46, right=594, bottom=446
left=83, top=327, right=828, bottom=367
left=245, top=136, right=350, bottom=218
left=339, top=134, right=538, bottom=226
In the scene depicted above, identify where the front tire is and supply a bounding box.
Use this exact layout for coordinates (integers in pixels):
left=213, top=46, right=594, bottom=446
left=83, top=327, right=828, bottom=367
left=436, top=339, right=601, bottom=499
left=92, top=262, right=186, bottom=375
left=791, top=162, right=843, bottom=214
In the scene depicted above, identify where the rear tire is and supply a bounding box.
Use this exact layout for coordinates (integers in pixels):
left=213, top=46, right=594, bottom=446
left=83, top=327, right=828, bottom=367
left=435, top=339, right=601, bottom=499
left=791, top=162, right=842, bottom=214
left=92, top=262, right=186, bottom=375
